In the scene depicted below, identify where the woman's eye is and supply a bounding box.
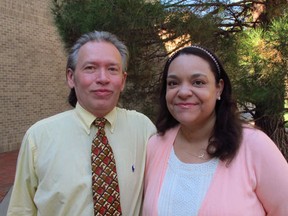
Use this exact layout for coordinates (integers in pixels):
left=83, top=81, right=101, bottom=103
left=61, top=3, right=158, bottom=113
left=167, top=80, right=178, bottom=87
left=193, top=80, right=205, bottom=86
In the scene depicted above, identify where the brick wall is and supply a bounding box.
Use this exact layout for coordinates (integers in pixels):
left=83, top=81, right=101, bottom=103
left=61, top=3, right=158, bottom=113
left=0, top=0, right=70, bottom=152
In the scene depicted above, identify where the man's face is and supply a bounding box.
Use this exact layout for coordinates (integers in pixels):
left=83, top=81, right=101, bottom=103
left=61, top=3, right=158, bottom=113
left=67, top=41, right=127, bottom=117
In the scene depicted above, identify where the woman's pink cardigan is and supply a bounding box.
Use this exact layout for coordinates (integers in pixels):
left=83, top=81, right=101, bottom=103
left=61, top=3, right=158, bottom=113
left=142, top=126, right=288, bottom=216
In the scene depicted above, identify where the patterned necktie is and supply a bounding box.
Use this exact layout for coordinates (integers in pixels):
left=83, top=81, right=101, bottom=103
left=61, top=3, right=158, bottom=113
left=91, top=117, right=122, bottom=215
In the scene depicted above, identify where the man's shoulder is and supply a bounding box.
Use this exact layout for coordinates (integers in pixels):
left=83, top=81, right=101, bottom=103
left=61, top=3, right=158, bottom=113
left=116, top=107, right=151, bottom=121
left=28, top=109, right=75, bottom=132
left=115, top=107, right=156, bottom=133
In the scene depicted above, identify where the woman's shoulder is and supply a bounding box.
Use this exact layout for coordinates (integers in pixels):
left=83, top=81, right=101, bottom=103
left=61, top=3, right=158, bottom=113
left=147, top=126, right=180, bottom=152
left=242, top=125, right=273, bottom=146
left=240, top=125, right=283, bottom=161
left=149, top=126, right=179, bottom=143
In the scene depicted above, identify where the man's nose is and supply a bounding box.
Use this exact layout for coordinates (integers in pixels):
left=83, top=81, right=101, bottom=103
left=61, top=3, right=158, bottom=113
left=96, top=69, right=110, bottom=83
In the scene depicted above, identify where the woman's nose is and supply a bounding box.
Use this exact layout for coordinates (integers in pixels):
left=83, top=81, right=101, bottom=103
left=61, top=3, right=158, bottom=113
left=178, top=85, right=193, bottom=98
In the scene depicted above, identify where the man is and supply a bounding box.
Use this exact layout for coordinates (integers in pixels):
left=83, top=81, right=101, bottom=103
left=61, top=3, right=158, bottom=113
left=7, top=31, right=156, bottom=216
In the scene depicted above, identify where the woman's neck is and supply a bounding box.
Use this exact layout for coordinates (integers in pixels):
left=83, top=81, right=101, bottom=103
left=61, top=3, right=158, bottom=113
left=179, top=113, right=216, bottom=144
left=173, top=114, right=216, bottom=163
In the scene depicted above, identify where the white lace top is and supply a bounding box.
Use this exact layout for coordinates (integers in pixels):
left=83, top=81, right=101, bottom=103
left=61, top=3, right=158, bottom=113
left=158, top=148, right=219, bottom=216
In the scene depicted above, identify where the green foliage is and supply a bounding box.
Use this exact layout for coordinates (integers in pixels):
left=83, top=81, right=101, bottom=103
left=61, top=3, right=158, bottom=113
left=51, top=0, right=220, bottom=119
left=51, top=0, right=288, bottom=153
left=52, top=0, right=165, bottom=51
left=51, top=0, right=288, bottom=120
left=233, top=14, right=288, bottom=118
left=268, top=13, right=288, bottom=61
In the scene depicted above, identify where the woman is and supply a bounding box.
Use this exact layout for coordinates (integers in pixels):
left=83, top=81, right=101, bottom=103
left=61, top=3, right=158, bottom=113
left=142, top=46, right=288, bottom=216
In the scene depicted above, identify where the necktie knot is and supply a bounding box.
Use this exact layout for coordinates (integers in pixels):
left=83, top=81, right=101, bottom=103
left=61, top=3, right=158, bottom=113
left=94, top=117, right=107, bottom=129
left=94, top=118, right=107, bottom=139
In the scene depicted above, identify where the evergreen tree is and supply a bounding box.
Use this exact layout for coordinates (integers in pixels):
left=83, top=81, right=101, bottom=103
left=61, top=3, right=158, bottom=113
left=52, top=0, right=288, bottom=159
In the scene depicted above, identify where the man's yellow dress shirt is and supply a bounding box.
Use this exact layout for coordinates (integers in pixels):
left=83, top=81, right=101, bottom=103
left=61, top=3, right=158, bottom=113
left=7, top=103, right=156, bottom=216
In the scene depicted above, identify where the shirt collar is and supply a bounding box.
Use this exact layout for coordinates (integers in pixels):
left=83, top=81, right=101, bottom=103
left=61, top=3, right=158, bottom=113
left=75, top=103, right=117, bottom=134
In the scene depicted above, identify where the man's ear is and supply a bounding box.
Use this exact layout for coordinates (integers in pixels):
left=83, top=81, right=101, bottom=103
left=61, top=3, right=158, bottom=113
left=121, top=71, right=127, bottom=92
left=67, top=68, right=75, bottom=89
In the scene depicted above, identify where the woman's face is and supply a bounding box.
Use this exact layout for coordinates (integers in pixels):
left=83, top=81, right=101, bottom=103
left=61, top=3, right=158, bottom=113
left=166, top=54, right=223, bottom=127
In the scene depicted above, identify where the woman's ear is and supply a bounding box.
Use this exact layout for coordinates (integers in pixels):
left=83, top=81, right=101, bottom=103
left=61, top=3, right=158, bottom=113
left=217, top=79, right=224, bottom=99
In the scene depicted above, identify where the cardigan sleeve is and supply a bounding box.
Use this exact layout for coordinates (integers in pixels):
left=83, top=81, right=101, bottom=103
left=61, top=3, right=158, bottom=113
left=246, top=129, right=288, bottom=216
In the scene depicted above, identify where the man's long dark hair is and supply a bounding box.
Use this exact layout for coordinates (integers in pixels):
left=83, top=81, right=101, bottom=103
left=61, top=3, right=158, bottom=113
left=156, top=46, right=243, bottom=162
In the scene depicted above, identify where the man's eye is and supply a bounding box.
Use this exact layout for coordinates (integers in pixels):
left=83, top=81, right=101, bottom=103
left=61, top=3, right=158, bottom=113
left=85, top=66, right=94, bottom=70
left=108, top=67, right=118, bottom=72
